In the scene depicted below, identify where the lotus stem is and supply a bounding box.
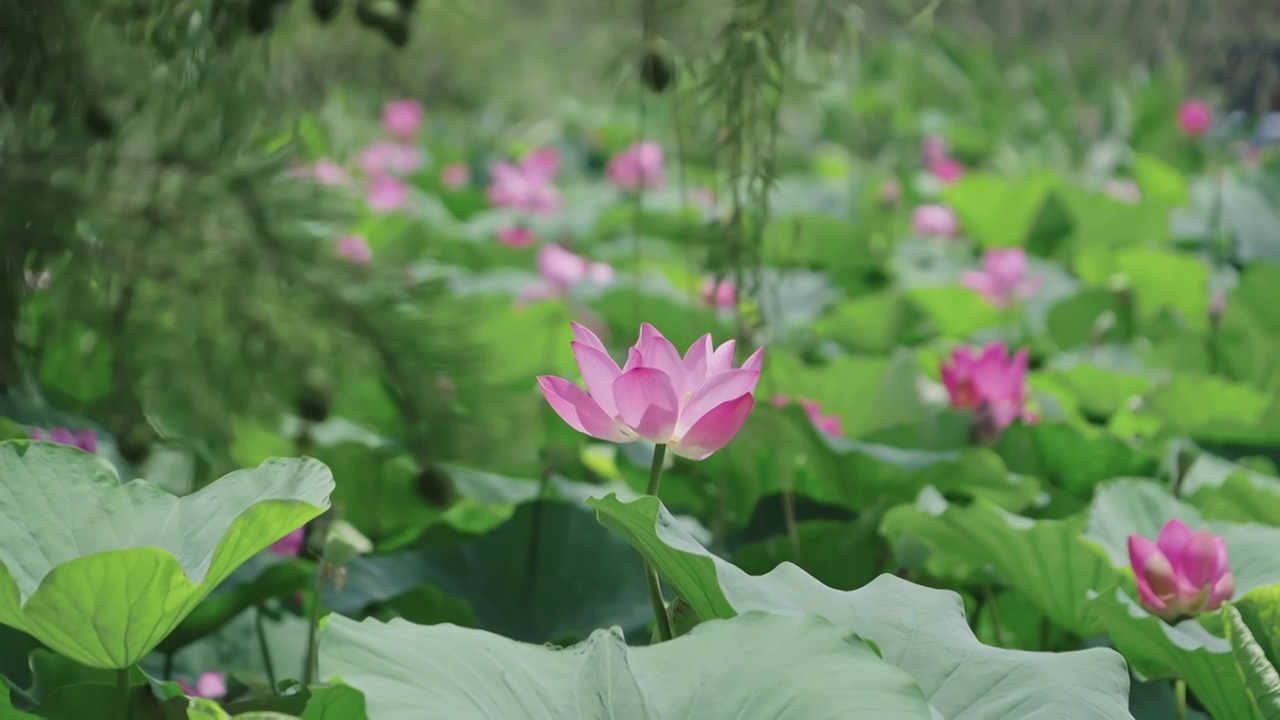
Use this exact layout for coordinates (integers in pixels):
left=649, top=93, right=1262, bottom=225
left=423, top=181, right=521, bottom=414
left=645, top=443, right=674, bottom=642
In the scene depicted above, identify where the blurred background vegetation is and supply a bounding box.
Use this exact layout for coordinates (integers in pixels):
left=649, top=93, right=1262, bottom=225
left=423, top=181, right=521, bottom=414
left=1, top=0, right=1277, bottom=485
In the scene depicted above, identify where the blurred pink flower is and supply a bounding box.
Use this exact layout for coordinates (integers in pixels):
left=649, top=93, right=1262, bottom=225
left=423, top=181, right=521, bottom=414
left=294, top=158, right=349, bottom=186
left=30, top=427, right=97, bottom=454
left=486, top=148, right=562, bottom=215
left=940, top=342, right=1036, bottom=433
left=520, top=244, right=614, bottom=303
left=178, top=672, right=227, bottom=699
left=1129, top=519, right=1233, bottom=620
left=769, top=394, right=790, bottom=408
left=360, top=142, right=423, bottom=177
left=1105, top=179, right=1142, bottom=204
left=1177, top=100, right=1213, bottom=137
left=921, top=135, right=948, bottom=164
left=607, top=141, right=665, bottom=191
left=699, top=278, right=737, bottom=309
left=497, top=226, right=536, bottom=248
left=366, top=174, right=409, bottom=212
left=381, top=99, right=424, bottom=140
left=800, top=399, right=844, bottom=438
left=960, top=247, right=1041, bottom=309
left=928, top=156, right=965, bottom=184
left=537, top=323, right=761, bottom=460
left=912, top=204, right=958, bottom=237
left=441, top=163, right=471, bottom=189
left=336, top=235, right=372, bottom=264
left=270, top=527, right=306, bottom=557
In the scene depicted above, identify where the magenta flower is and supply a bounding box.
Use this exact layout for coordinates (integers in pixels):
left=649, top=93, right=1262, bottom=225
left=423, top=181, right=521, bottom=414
left=538, top=323, right=762, bottom=460
left=178, top=672, right=227, bottom=699
left=1177, top=100, right=1213, bottom=136
left=497, top=226, right=536, bottom=248
left=912, top=204, right=959, bottom=237
left=360, top=142, right=423, bottom=177
left=381, top=99, right=424, bottom=140
left=270, top=527, right=306, bottom=557
left=940, top=342, right=1037, bottom=432
left=699, top=278, right=737, bottom=310
left=366, top=174, right=409, bottom=212
left=336, top=235, right=372, bottom=264
left=441, top=163, right=471, bottom=189
left=30, top=427, right=97, bottom=454
left=928, top=156, right=965, bottom=184
left=606, top=141, right=665, bottom=191
left=960, top=247, right=1041, bottom=309
left=520, top=244, right=614, bottom=303
left=486, top=149, right=562, bottom=215
left=1128, top=519, right=1234, bottom=620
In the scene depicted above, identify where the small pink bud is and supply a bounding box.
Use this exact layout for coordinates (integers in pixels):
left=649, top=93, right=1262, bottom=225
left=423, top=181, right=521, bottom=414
left=1177, top=100, right=1213, bottom=137
left=607, top=141, right=665, bottom=191
left=366, top=174, right=409, bottom=212
left=1129, top=519, right=1234, bottom=620
left=381, top=99, right=424, bottom=140
left=497, top=226, right=536, bottom=248
left=336, top=236, right=372, bottom=264
left=912, top=204, right=959, bottom=238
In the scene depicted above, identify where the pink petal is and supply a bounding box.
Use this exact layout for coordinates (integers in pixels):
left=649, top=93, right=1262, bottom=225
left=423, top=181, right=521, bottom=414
left=270, top=528, right=306, bottom=557
left=572, top=341, right=623, bottom=416
left=1207, top=572, right=1235, bottom=610
left=636, top=330, right=688, bottom=395
left=707, top=340, right=737, bottom=376
left=677, top=369, right=761, bottom=436
left=1129, top=535, right=1173, bottom=614
left=497, top=227, right=536, bottom=248
left=960, top=271, right=1001, bottom=302
left=740, top=346, right=764, bottom=373
left=682, top=335, right=714, bottom=386
left=770, top=394, right=791, bottom=408
left=571, top=322, right=608, bottom=353
left=195, top=672, right=227, bottom=699
left=671, top=394, right=756, bottom=461
left=537, top=376, right=631, bottom=442
left=1179, top=531, right=1229, bottom=588
left=1155, top=518, right=1196, bottom=562
left=538, top=244, right=589, bottom=289
left=517, top=282, right=560, bottom=305
left=367, top=174, right=409, bottom=212
left=612, top=368, right=680, bottom=443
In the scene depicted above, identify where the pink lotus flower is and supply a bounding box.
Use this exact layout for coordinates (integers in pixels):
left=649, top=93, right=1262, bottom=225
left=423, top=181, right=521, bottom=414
left=178, top=671, right=227, bottom=699
left=607, top=141, right=665, bottom=191
left=912, top=204, right=959, bottom=237
left=699, top=278, right=736, bottom=309
left=270, top=527, right=306, bottom=557
left=360, top=142, right=423, bottom=177
left=486, top=148, right=562, bottom=215
left=1128, top=518, right=1234, bottom=620
left=1177, top=100, right=1213, bottom=137
left=928, top=156, right=965, bottom=184
left=960, top=247, right=1041, bottom=309
left=520, top=244, right=615, bottom=303
left=497, top=226, right=536, bottom=248
left=381, top=99, right=424, bottom=140
left=30, top=427, right=97, bottom=454
left=940, top=342, right=1037, bottom=432
left=538, top=323, right=762, bottom=460
left=800, top=399, right=844, bottom=438
left=336, top=235, right=372, bottom=264
left=441, top=163, right=471, bottom=189
left=366, top=174, right=409, bottom=212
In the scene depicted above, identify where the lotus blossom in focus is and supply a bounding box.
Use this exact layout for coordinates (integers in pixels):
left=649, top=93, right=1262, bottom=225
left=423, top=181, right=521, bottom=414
left=912, top=204, right=959, bottom=237
left=381, top=99, right=424, bottom=140
left=519, top=244, right=615, bottom=303
left=360, top=142, right=423, bottom=177
left=1128, top=518, right=1234, bottom=621
left=441, top=163, right=471, bottom=189
left=270, top=527, right=306, bottom=557
left=960, top=247, right=1041, bottom=309
left=538, top=323, right=762, bottom=460
left=699, top=278, right=737, bottom=310
left=607, top=141, right=665, bottom=191
left=486, top=147, right=562, bottom=215
left=366, top=174, right=409, bottom=212
left=336, top=235, right=372, bottom=264
left=497, top=226, right=536, bottom=248
left=30, top=427, right=97, bottom=454
left=1177, top=100, right=1213, bottom=136
left=940, top=342, right=1037, bottom=434
left=178, top=672, right=227, bottom=699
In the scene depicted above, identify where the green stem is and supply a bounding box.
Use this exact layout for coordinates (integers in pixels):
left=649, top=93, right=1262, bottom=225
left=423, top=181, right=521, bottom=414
left=1175, top=678, right=1187, bottom=720
left=985, top=587, right=1005, bottom=648
left=116, top=667, right=131, bottom=720
left=303, top=564, right=327, bottom=685
left=645, top=444, right=674, bottom=642
left=255, top=603, right=279, bottom=695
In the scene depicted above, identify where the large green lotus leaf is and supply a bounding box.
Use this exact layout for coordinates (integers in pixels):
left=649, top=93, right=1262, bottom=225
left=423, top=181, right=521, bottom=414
left=995, top=421, right=1157, bottom=497
left=1225, top=604, right=1280, bottom=718
left=1236, top=586, right=1280, bottom=674
left=588, top=494, right=1133, bottom=718
left=1083, top=479, right=1280, bottom=597
left=325, top=500, right=651, bottom=644
left=0, top=441, right=333, bottom=668
left=813, top=292, right=925, bottom=354
left=881, top=489, right=1118, bottom=635
left=940, top=172, right=1055, bottom=248
left=1181, top=455, right=1280, bottom=526
left=1127, top=374, right=1280, bottom=446
left=319, top=611, right=933, bottom=719
left=1089, top=589, right=1257, bottom=720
